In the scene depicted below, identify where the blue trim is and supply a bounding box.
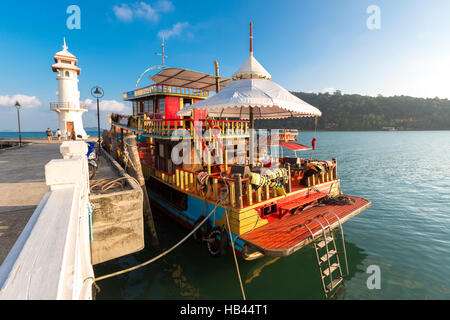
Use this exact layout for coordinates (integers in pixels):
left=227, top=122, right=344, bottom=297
left=148, top=191, right=245, bottom=252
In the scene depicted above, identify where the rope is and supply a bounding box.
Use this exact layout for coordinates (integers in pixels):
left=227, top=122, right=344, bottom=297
left=224, top=207, right=246, bottom=300
left=218, top=171, right=247, bottom=300
left=90, top=175, right=141, bottom=194
left=95, top=136, right=248, bottom=300
left=90, top=177, right=126, bottom=193
left=94, top=202, right=220, bottom=282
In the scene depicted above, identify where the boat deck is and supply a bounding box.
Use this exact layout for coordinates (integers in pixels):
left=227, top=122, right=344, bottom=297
left=240, top=196, right=371, bottom=257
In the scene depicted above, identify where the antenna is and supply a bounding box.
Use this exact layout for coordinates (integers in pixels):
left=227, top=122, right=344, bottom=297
left=250, top=22, right=253, bottom=56
left=155, top=36, right=169, bottom=67
left=63, top=37, right=68, bottom=51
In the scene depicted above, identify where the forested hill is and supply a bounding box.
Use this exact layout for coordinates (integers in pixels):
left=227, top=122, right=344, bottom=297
left=256, top=91, right=450, bottom=131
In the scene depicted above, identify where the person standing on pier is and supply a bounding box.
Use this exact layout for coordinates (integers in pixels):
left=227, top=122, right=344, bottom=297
left=46, top=128, right=53, bottom=143
left=71, top=128, right=77, bottom=141
left=56, top=128, right=62, bottom=143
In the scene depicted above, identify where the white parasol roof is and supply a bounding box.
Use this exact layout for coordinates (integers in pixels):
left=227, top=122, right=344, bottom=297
left=177, top=78, right=321, bottom=119
left=177, top=22, right=321, bottom=120
left=232, top=55, right=271, bottom=80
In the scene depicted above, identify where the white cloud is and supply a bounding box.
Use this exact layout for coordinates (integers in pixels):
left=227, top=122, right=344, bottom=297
left=158, top=22, right=189, bottom=39
left=113, top=4, right=134, bottom=22
left=155, top=0, right=174, bottom=13
left=83, top=99, right=131, bottom=113
left=113, top=1, right=174, bottom=23
left=133, top=2, right=158, bottom=22
left=0, top=94, right=41, bottom=108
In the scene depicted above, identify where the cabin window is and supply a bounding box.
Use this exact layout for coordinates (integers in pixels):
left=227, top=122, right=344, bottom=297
left=183, top=98, right=192, bottom=108
left=158, top=98, right=165, bottom=115
left=65, top=71, right=70, bottom=78
left=137, top=101, right=144, bottom=114
left=144, top=99, right=153, bottom=113
left=149, top=99, right=154, bottom=113
left=132, top=101, right=138, bottom=116
left=143, top=100, right=148, bottom=113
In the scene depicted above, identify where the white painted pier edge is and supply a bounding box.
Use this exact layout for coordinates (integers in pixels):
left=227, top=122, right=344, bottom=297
left=0, top=141, right=94, bottom=300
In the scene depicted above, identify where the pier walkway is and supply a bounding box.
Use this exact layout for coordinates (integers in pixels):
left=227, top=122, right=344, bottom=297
left=0, top=141, right=61, bottom=264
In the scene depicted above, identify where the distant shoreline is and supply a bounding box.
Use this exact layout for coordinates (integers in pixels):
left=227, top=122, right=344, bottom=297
left=0, top=130, right=102, bottom=140
left=1, top=129, right=449, bottom=141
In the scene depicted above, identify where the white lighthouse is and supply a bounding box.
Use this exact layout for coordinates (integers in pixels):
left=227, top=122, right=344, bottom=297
left=50, top=38, right=88, bottom=139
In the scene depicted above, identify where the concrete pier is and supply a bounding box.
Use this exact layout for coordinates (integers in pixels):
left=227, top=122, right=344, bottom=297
left=0, top=140, right=66, bottom=264
left=0, top=139, right=145, bottom=299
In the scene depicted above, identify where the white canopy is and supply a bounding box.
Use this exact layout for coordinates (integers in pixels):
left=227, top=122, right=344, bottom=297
left=232, top=55, right=271, bottom=80
left=177, top=78, right=322, bottom=119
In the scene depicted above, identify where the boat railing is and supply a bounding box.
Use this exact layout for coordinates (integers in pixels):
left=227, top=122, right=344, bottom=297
left=124, top=83, right=210, bottom=100
left=150, top=159, right=338, bottom=209
left=141, top=117, right=250, bottom=137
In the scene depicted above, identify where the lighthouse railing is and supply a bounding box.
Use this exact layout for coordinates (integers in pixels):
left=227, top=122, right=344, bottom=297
left=50, top=102, right=88, bottom=111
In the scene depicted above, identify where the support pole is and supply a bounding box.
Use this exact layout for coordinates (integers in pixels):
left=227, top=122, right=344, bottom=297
left=214, top=60, right=221, bottom=93
left=234, top=174, right=243, bottom=209
left=249, top=107, right=254, bottom=167
left=286, top=163, right=292, bottom=193
left=124, top=133, right=160, bottom=249
left=96, top=97, right=101, bottom=155
left=17, top=108, right=22, bottom=147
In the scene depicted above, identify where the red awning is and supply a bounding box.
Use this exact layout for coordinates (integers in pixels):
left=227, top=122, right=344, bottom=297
left=280, top=142, right=311, bottom=151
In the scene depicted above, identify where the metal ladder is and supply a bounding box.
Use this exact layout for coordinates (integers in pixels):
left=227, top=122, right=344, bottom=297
left=304, top=211, right=349, bottom=299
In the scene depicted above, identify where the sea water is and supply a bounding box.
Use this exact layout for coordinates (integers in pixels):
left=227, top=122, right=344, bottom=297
left=93, top=131, right=450, bottom=299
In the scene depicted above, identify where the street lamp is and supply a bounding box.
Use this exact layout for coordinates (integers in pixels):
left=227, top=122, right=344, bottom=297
left=91, top=86, right=104, bottom=155
left=14, top=101, right=22, bottom=147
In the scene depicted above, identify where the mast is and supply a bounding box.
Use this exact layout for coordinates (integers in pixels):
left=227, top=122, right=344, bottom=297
left=214, top=60, right=220, bottom=93
left=250, top=21, right=253, bottom=57
left=155, top=36, right=169, bottom=67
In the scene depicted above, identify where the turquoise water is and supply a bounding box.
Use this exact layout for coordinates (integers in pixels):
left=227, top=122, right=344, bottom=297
left=94, top=131, right=450, bottom=300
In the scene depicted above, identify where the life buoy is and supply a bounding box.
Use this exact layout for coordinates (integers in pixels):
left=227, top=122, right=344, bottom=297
left=206, top=226, right=228, bottom=257
left=192, top=217, right=212, bottom=243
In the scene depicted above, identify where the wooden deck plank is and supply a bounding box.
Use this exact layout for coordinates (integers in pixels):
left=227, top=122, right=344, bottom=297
left=240, top=196, right=371, bottom=257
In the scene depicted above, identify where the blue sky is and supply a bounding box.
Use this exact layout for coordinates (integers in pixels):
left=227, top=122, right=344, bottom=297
left=1, top=0, right=450, bottom=131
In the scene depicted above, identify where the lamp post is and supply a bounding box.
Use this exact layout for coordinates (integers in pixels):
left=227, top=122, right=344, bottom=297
left=14, top=101, right=22, bottom=147
left=91, top=86, right=104, bottom=155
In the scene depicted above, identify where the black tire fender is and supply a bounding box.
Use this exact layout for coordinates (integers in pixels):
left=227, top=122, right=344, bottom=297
left=206, top=226, right=229, bottom=257
left=192, top=216, right=212, bottom=243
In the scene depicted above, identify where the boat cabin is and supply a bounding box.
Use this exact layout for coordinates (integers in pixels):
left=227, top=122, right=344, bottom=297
left=123, top=68, right=232, bottom=121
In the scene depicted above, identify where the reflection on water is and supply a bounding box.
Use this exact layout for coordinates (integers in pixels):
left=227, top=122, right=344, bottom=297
left=95, top=205, right=368, bottom=300
left=95, top=131, right=450, bottom=300
left=245, top=257, right=280, bottom=285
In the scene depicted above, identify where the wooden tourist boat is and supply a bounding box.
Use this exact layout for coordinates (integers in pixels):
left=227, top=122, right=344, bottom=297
left=104, top=24, right=371, bottom=298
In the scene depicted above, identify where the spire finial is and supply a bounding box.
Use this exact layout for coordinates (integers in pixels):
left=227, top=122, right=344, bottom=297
left=63, top=37, right=68, bottom=51
left=250, top=22, right=253, bottom=56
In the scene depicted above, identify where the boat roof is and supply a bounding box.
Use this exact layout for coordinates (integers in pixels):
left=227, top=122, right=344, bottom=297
left=177, top=78, right=322, bottom=119
left=150, top=68, right=232, bottom=92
